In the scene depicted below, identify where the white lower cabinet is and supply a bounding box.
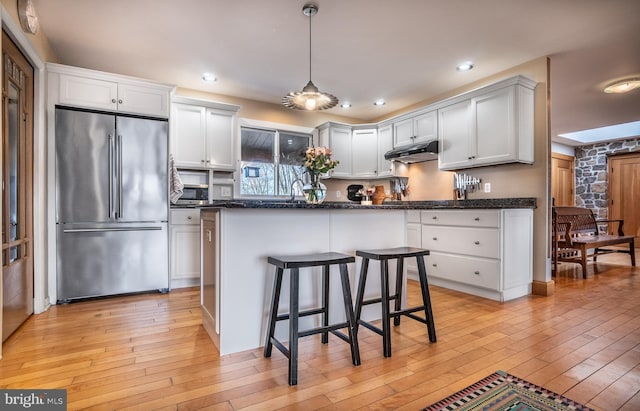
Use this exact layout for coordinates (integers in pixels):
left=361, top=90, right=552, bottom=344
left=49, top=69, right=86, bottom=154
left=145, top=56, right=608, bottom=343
left=406, top=210, right=422, bottom=277
left=169, top=209, right=201, bottom=288
left=420, top=209, right=532, bottom=302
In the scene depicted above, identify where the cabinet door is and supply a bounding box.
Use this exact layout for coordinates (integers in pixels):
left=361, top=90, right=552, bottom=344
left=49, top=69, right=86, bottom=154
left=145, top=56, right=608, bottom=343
left=117, top=83, right=170, bottom=118
left=406, top=222, right=421, bottom=274
left=413, top=110, right=437, bottom=144
left=58, top=74, right=118, bottom=112
left=472, top=87, right=516, bottom=166
left=438, top=100, right=473, bottom=170
left=352, top=129, right=378, bottom=178
left=205, top=108, right=236, bottom=170
left=393, top=118, right=413, bottom=147
left=171, top=103, right=207, bottom=168
left=377, top=124, right=393, bottom=177
left=170, top=224, right=201, bottom=282
left=329, top=127, right=352, bottom=177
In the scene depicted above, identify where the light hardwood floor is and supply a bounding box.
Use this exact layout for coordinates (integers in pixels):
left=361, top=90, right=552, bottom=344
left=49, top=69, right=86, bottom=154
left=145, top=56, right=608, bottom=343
left=1, top=254, right=639, bottom=410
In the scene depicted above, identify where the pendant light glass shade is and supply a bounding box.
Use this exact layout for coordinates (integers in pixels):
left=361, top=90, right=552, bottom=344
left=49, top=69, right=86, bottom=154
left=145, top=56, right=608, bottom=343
left=282, top=4, right=338, bottom=111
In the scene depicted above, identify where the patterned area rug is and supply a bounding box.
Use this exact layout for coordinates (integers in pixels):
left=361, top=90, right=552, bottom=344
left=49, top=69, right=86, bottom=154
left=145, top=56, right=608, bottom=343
left=423, top=370, right=594, bottom=411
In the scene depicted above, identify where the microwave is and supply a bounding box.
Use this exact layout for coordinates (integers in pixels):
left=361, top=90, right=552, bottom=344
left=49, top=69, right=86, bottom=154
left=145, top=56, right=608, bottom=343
left=177, top=184, right=209, bottom=205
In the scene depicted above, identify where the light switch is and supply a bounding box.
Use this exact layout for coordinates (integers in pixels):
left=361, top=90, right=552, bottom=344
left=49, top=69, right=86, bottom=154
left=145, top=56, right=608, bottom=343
left=220, top=186, right=232, bottom=197
left=484, top=183, right=491, bottom=193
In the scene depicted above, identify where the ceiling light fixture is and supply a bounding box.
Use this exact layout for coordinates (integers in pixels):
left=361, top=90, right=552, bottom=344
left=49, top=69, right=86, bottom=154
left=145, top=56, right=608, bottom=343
left=603, top=78, right=640, bottom=94
left=282, top=4, right=338, bottom=111
left=456, top=62, right=474, bottom=72
left=202, top=72, right=216, bottom=82
left=340, top=102, right=352, bottom=108
left=373, top=99, right=386, bottom=106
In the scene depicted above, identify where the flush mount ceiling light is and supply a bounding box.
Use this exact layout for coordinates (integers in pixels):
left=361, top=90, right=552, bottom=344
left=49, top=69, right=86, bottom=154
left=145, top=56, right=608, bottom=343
left=373, top=99, right=386, bottom=106
left=282, top=3, right=338, bottom=111
left=456, top=62, right=474, bottom=72
left=202, top=72, right=217, bottom=82
left=340, top=102, right=352, bottom=108
left=603, top=78, right=640, bottom=94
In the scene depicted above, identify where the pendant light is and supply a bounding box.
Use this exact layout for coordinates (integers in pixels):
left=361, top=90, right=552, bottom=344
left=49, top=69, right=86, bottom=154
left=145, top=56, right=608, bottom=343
left=282, top=3, right=338, bottom=111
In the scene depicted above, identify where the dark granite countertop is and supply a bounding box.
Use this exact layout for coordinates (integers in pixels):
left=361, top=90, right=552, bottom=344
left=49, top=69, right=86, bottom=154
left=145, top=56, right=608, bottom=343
left=202, top=198, right=536, bottom=210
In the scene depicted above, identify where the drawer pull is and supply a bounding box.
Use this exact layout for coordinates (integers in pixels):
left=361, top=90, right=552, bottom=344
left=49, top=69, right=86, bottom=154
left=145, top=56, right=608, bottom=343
left=474, top=217, right=480, bottom=221
left=433, top=237, right=438, bottom=241
left=474, top=241, right=480, bottom=245
left=474, top=271, right=480, bottom=275
left=432, top=263, right=437, bottom=267
left=187, top=216, right=192, bottom=220
left=432, top=216, right=437, bottom=220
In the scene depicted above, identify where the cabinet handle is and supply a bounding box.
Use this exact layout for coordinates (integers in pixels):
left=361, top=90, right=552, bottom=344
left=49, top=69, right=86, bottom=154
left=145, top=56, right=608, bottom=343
left=187, top=216, right=192, bottom=220
left=118, top=99, right=123, bottom=104
left=432, top=263, right=437, bottom=267
left=474, top=217, right=480, bottom=221
left=474, top=241, right=480, bottom=245
left=474, top=271, right=480, bottom=275
left=432, top=216, right=437, bottom=220
left=433, top=237, right=438, bottom=241
left=111, top=98, right=116, bottom=103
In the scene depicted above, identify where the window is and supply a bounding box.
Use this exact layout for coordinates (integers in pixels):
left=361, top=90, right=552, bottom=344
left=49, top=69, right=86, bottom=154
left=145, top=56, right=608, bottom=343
left=239, top=127, right=311, bottom=197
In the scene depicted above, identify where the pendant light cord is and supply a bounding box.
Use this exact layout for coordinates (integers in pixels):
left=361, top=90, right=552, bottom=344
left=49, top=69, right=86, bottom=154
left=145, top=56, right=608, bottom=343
left=308, top=10, right=312, bottom=82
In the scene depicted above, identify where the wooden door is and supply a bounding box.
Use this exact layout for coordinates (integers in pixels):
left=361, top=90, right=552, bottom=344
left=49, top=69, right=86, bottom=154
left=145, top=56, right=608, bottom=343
left=609, top=153, right=640, bottom=245
left=551, top=153, right=574, bottom=206
left=2, top=31, right=34, bottom=341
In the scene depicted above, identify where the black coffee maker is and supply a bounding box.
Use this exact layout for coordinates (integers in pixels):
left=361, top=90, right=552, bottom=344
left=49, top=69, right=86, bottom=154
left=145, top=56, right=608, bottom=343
left=347, top=184, right=363, bottom=202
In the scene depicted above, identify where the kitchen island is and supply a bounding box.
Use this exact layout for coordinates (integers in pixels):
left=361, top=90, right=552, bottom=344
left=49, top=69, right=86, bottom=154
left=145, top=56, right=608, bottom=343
left=200, top=198, right=535, bottom=355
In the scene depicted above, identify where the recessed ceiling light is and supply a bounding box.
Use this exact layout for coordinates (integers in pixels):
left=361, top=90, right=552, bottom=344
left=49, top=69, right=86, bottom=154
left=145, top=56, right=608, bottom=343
left=340, top=102, right=352, bottom=108
left=202, top=72, right=217, bottom=82
left=603, top=78, right=640, bottom=93
left=373, top=99, right=386, bottom=106
left=456, top=62, right=474, bottom=72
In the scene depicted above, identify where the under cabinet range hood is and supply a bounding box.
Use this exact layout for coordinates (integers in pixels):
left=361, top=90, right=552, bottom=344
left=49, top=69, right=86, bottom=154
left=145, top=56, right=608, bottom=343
left=384, top=139, right=439, bottom=163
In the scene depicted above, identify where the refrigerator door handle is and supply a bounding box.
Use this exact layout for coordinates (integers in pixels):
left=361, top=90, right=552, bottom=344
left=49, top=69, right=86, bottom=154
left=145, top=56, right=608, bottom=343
left=117, top=133, right=123, bottom=220
left=108, top=134, right=114, bottom=220
left=63, top=227, right=163, bottom=233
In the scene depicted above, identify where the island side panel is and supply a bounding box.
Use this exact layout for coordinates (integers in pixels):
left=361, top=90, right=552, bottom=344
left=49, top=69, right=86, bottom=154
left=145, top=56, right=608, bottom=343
left=213, top=208, right=407, bottom=356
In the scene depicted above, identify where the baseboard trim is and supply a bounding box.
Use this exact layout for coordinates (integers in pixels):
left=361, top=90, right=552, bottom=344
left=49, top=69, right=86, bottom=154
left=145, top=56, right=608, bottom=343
left=531, top=280, right=555, bottom=296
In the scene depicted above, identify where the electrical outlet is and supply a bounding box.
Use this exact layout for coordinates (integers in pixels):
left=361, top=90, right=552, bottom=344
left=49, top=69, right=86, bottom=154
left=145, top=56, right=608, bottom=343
left=336, top=190, right=342, bottom=198
left=484, top=183, right=491, bottom=193
left=221, top=186, right=232, bottom=197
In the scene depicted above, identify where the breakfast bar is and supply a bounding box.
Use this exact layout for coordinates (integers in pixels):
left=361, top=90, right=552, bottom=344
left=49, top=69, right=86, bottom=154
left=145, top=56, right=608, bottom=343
left=200, top=198, right=535, bottom=355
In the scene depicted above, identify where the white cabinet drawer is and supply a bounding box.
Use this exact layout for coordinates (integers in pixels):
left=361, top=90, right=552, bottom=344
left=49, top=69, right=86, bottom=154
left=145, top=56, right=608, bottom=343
left=422, top=226, right=499, bottom=259
left=425, top=252, right=500, bottom=290
left=421, top=210, right=499, bottom=228
left=170, top=209, right=200, bottom=225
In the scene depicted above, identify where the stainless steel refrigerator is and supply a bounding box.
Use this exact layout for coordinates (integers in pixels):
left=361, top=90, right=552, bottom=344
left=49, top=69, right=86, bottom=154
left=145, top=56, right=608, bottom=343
left=55, top=107, right=169, bottom=302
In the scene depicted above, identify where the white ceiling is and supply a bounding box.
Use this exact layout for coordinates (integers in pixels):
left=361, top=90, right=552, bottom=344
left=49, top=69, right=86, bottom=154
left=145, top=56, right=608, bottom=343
left=32, top=0, right=640, bottom=145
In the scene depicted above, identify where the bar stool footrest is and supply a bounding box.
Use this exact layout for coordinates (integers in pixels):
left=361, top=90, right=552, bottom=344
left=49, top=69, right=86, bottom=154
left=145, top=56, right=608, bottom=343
left=276, top=306, right=325, bottom=321
left=298, top=322, right=350, bottom=338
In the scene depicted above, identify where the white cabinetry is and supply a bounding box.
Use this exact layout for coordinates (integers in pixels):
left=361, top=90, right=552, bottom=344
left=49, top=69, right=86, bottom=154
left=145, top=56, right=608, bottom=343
left=377, top=124, right=394, bottom=177
left=352, top=128, right=378, bottom=178
left=170, top=97, right=239, bottom=170
left=170, top=209, right=201, bottom=288
left=406, top=210, right=422, bottom=278
left=420, top=209, right=532, bottom=301
left=328, top=125, right=352, bottom=178
left=319, top=123, right=384, bottom=179
left=438, top=76, right=535, bottom=170
left=50, top=64, right=173, bottom=118
left=393, top=110, right=437, bottom=148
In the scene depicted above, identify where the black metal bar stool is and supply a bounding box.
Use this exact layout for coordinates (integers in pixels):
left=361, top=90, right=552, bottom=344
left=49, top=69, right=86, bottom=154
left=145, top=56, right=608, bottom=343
left=264, top=252, right=361, bottom=386
left=354, top=246, right=436, bottom=357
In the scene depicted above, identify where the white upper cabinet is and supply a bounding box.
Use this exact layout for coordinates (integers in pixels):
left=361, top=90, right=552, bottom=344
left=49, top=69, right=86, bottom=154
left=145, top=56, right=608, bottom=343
left=393, top=109, right=437, bottom=148
left=49, top=64, right=174, bottom=118
left=438, top=76, right=535, bottom=171
left=328, top=126, right=352, bottom=178
left=377, top=124, right=393, bottom=177
left=170, top=97, right=239, bottom=171
left=319, top=123, right=382, bottom=179
left=352, top=129, right=378, bottom=178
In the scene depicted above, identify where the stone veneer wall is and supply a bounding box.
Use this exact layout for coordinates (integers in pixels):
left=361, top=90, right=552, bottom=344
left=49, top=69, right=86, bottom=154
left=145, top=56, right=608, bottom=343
left=574, top=137, right=640, bottom=219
